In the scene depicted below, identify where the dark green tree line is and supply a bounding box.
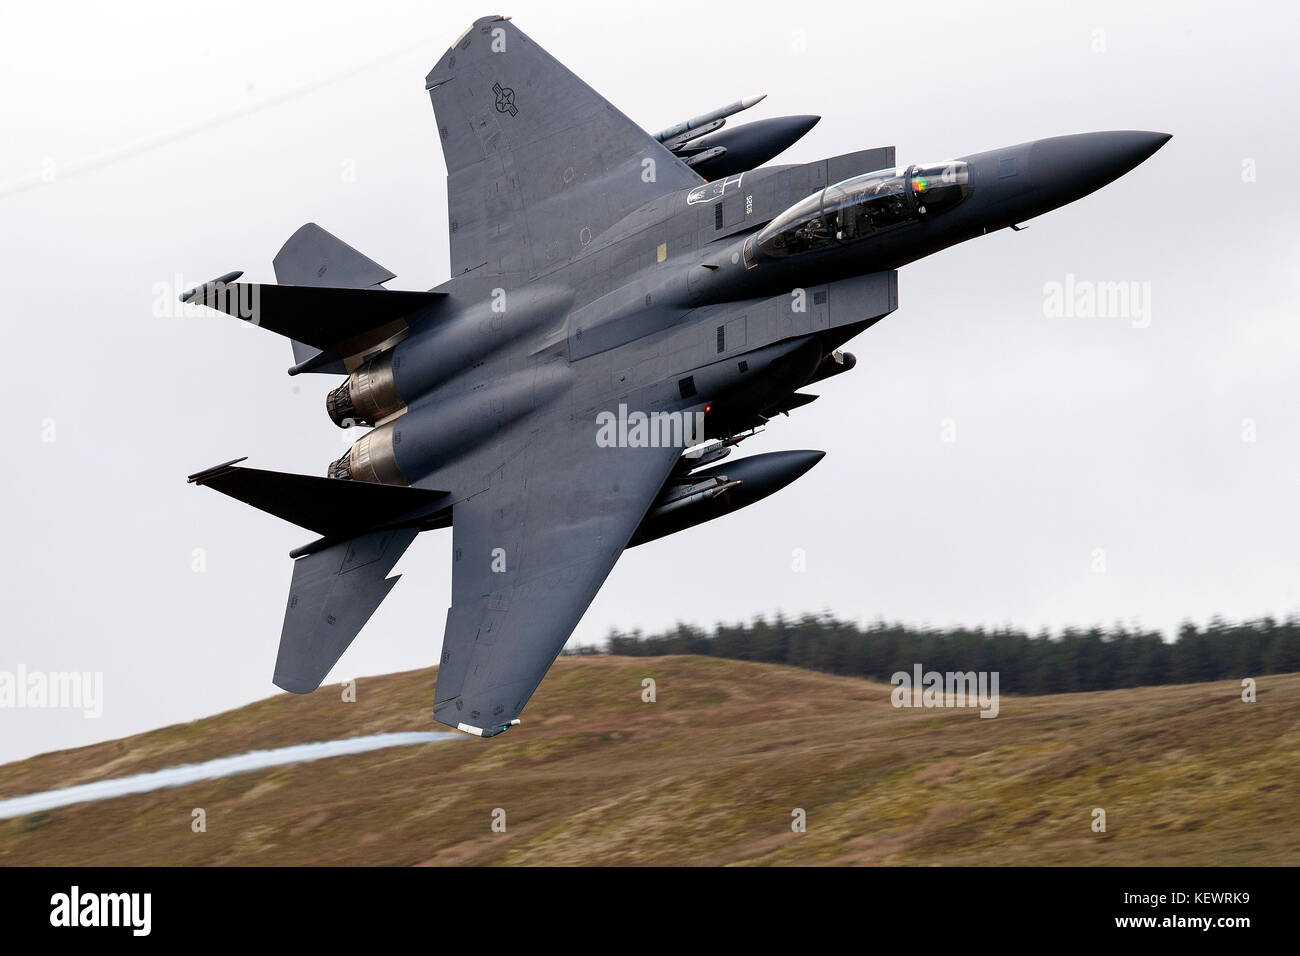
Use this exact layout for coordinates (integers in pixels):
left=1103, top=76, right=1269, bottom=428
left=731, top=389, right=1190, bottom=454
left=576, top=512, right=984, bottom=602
left=599, top=614, right=1300, bottom=694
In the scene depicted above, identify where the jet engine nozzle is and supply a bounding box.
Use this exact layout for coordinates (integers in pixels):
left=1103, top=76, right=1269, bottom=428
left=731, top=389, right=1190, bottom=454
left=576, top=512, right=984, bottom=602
left=326, top=351, right=404, bottom=428
left=326, top=451, right=353, bottom=480
left=326, top=427, right=409, bottom=486
left=326, top=382, right=359, bottom=429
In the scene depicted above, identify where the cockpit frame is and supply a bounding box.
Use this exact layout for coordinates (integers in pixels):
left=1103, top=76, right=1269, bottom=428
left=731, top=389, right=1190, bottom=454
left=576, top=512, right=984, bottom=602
left=746, top=162, right=971, bottom=267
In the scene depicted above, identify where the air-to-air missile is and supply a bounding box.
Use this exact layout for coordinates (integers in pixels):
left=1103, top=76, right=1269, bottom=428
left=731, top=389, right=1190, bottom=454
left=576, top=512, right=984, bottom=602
left=652, top=95, right=768, bottom=145
left=679, top=146, right=728, bottom=170
left=653, top=95, right=821, bottom=180
left=644, top=475, right=744, bottom=519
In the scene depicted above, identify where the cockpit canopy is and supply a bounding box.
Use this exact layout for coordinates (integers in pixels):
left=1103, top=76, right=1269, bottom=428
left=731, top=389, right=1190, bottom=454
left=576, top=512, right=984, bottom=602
left=752, top=162, right=970, bottom=260
left=909, top=162, right=970, bottom=216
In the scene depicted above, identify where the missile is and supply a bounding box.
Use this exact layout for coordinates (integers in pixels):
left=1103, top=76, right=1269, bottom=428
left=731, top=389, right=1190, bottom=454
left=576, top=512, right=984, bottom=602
left=629, top=449, right=825, bottom=546
left=668, top=430, right=764, bottom=478
left=682, top=146, right=727, bottom=169
left=653, top=95, right=766, bottom=145
left=645, top=478, right=742, bottom=519
left=674, top=441, right=733, bottom=473
left=661, top=118, right=726, bottom=151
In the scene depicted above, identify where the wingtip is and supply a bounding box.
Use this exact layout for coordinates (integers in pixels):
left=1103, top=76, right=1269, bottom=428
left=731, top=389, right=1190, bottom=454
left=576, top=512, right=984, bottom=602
left=440, top=710, right=519, bottom=739
left=187, top=456, right=249, bottom=484
left=179, top=270, right=244, bottom=304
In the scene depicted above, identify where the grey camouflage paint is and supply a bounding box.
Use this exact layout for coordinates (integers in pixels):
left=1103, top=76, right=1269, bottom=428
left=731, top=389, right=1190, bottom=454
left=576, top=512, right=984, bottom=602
left=186, top=15, right=1169, bottom=738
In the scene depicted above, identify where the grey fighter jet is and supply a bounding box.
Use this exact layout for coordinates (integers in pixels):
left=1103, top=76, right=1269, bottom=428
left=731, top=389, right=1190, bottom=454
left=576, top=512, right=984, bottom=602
left=184, top=15, right=1169, bottom=738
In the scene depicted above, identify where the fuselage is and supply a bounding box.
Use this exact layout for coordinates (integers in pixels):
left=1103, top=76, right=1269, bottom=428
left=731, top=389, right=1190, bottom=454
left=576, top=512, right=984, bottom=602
left=327, top=130, right=1170, bottom=512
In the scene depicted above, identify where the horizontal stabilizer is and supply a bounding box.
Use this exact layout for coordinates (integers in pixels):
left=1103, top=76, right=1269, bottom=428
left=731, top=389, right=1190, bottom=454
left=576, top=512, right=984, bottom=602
left=181, top=280, right=445, bottom=354
left=274, top=527, right=417, bottom=693
left=187, top=458, right=448, bottom=538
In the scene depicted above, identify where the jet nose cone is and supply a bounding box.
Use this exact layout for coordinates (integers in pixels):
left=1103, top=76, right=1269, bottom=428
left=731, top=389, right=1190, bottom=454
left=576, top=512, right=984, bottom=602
left=1147, top=130, right=1174, bottom=150
left=1029, top=130, right=1171, bottom=208
left=781, top=449, right=828, bottom=475
left=1092, top=129, right=1172, bottom=172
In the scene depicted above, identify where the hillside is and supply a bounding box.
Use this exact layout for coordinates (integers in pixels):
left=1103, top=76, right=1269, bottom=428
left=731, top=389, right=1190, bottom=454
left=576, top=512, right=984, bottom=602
left=1, top=656, right=1297, bottom=865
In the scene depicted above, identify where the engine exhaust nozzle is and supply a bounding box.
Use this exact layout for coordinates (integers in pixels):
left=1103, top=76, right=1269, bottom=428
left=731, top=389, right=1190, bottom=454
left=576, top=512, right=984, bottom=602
left=325, top=427, right=409, bottom=485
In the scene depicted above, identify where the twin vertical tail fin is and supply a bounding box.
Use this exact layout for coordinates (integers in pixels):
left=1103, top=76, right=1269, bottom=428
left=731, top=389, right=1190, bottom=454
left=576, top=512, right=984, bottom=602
left=426, top=16, right=702, bottom=276
left=184, top=223, right=454, bottom=693
left=272, top=222, right=398, bottom=373
left=187, top=460, right=451, bottom=694
left=181, top=223, right=445, bottom=376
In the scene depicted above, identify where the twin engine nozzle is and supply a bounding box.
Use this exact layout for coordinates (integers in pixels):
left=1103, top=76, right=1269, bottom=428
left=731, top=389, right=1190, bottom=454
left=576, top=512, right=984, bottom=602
left=327, top=427, right=406, bottom=485
left=326, top=351, right=404, bottom=429
left=325, top=361, right=574, bottom=487
left=324, top=349, right=408, bottom=483
left=324, top=284, right=574, bottom=433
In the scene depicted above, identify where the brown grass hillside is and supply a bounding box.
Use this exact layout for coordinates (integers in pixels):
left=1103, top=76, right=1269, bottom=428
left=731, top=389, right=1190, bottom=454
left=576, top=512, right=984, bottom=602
left=1, top=656, right=1297, bottom=865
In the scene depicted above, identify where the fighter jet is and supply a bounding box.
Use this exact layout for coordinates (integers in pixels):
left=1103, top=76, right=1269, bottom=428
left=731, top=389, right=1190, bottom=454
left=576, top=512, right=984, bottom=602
left=184, top=15, right=1169, bottom=737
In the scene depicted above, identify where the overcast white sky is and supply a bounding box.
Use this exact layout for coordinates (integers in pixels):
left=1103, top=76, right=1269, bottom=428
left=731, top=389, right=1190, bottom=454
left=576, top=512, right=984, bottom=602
left=1, top=0, right=1296, bottom=764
